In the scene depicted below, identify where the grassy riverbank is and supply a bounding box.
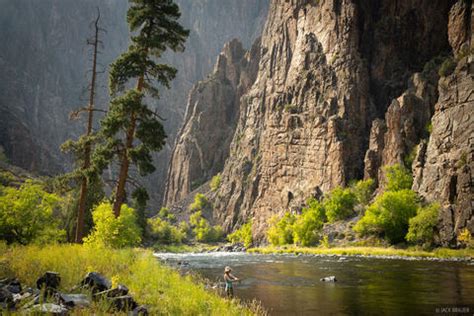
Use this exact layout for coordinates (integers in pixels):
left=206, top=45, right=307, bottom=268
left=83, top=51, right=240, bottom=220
left=248, top=245, right=474, bottom=260
left=0, top=244, right=262, bottom=315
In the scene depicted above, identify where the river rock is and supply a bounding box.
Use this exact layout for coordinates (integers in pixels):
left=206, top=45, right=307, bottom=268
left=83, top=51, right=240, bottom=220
left=94, top=284, right=129, bottom=299
left=80, top=272, right=111, bottom=293
left=27, top=303, right=69, bottom=315
left=0, top=287, right=15, bottom=310
left=109, top=295, right=138, bottom=312
left=55, top=293, right=90, bottom=308
left=36, top=272, right=61, bottom=297
left=131, top=305, right=149, bottom=316
left=320, top=276, right=337, bottom=282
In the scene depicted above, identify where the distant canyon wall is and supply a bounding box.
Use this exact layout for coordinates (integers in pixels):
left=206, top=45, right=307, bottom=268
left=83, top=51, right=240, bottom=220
left=0, top=0, right=269, bottom=207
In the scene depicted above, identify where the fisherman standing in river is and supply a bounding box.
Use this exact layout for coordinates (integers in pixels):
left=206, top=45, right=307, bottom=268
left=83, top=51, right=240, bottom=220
left=224, top=266, right=239, bottom=298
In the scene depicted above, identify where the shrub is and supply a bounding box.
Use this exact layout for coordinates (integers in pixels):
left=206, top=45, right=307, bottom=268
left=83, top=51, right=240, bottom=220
left=0, top=180, right=65, bottom=245
left=210, top=173, right=222, bottom=192
left=406, top=203, right=440, bottom=246
left=354, top=190, right=418, bottom=244
left=267, top=212, right=296, bottom=246
left=438, top=57, right=456, bottom=77
left=189, top=193, right=211, bottom=213
left=147, top=217, right=184, bottom=245
left=293, top=199, right=326, bottom=246
left=189, top=211, right=223, bottom=242
left=457, top=228, right=473, bottom=249
left=323, top=187, right=357, bottom=222
left=351, top=178, right=375, bottom=206
left=384, top=164, right=413, bottom=191
left=158, top=207, right=176, bottom=223
left=228, top=220, right=253, bottom=247
left=84, top=202, right=141, bottom=248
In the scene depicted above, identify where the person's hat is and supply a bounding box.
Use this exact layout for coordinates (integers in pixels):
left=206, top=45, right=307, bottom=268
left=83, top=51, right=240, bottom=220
left=224, top=266, right=232, bottom=273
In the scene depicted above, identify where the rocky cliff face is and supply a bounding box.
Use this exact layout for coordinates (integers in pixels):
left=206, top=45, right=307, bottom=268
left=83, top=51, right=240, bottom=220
left=164, top=39, right=262, bottom=205
left=166, top=0, right=472, bottom=243
left=0, top=0, right=269, bottom=206
left=414, top=1, right=473, bottom=246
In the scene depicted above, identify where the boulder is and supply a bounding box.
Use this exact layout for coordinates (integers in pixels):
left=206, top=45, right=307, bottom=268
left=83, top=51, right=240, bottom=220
left=36, top=271, right=61, bottom=297
left=55, top=293, right=90, bottom=308
left=131, top=305, right=149, bottom=316
left=80, top=272, right=111, bottom=293
left=93, top=284, right=129, bottom=300
left=27, top=303, right=69, bottom=315
left=109, top=295, right=138, bottom=312
left=0, top=287, right=15, bottom=310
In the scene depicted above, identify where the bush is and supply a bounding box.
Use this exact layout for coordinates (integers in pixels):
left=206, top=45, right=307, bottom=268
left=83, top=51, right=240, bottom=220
left=210, top=173, right=221, bottom=192
left=293, top=199, right=325, bottom=246
left=189, top=193, right=211, bottom=213
left=228, top=220, right=253, bottom=247
left=354, top=190, right=418, bottom=244
left=406, top=203, right=440, bottom=246
left=189, top=211, right=223, bottom=242
left=438, top=57, right=456, bottom=77
left=267, top=212, right=296, bottom=246
left=84, top=202, right=141, bottom=248
left=351, top=178, right=375, bottom=206
left=384, top=164, right=413, bottom=191
left=323, top=187, right=357, bottom=222
left=158, top=207, right=176, bottom=223
left=0, top=180, right=65, bottom=245
left=147, top=217, right=184, bottom=245
left=457, top=228, right=473, bottom=249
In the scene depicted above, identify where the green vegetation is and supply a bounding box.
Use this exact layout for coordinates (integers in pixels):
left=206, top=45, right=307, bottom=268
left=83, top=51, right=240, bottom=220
left=355, top=164, right=441, bottom=245
left=147, top=217, right=185, bottom=245
left=458, top=228, right=473, bottom=249
left=438, top=56, right=456, bottom=77
left=189, top=211, right=223, bottom=243
left=189, top=193, right=212, bottom=213
left=384, top=164, right=413, bottom=191
left=425, top=122, right=433, bottom=134
left=284, top=104, right=297, bottom=113
left=210, top=173, right=222, bottom=191
left=0, top=245, right=260, bottom=315
left=84, top=202, right=142, bottom=248
left=351, top=178, right=375, bottom=206
left=354, top=190, right=419, bottom=244
left=403, top=145, right=418, bottom=169
left=406, top=203, right=440, bottom=247
left=96, top=0, right=189, bottom=217
left=228, top=220, right=253, bottom=247
left=324, top=187, right=357, bottom=222
left=267, top=179, right=374, bottom=247
left=0, top=181, right=65, bottom=245
left=293, top=199, right=325, bottom=246
left=267, top=212, right=296, bottom=246
left=249, top=245, right=474, bottom=259
left=0, top=146, right=8, bottom=163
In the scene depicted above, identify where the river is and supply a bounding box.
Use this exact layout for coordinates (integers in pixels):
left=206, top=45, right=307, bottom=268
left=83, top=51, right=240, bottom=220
left=154, top=252, right=474, bottom=315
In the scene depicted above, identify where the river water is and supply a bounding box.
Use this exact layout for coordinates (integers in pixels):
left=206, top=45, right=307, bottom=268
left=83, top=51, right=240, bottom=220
left=154, top=252, right=474, bottom=315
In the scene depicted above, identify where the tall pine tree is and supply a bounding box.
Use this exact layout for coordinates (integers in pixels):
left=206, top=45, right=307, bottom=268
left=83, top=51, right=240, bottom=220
left=97, top=0, right=189, bottom=217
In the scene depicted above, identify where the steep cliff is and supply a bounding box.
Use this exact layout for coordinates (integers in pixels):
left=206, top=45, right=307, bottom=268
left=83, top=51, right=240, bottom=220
left=0, top=0, right=269, bottom=206
left=414, top=1, right=473, bottom=246
left=164, top=39, right=262, bottom=205
left=166, top=0, right=472, bottom=244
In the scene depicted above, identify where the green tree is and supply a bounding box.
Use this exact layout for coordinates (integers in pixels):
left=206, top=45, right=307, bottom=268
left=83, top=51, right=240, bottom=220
left=351, top=178, right=375, bottom=206
left=323, top=187, right=357, bottom=222
left=354, top=190, right=418, bottom=244
left=0, top=181, right=65, bottom=245
left=267, top=212, right=296, bottom=246
left=189, top=211, right=223, bottom=242
left=97, top=0, right=189, bottom=217
left=293, top=199, right=326, bottom=246
left=228, top=220, right=253, bottom=247
left=406, top=203, right=440, bottom=246
left=84, top=201, right=142, bottom=248
left=147, top=217, right=184, bottom=245
left=384, top=164, right=413, bottom=191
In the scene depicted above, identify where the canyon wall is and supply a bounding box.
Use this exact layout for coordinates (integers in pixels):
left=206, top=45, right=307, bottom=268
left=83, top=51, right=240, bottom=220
left=0, top=0, right=269, bottom=207
left=166, top=0, right=472, bottom=243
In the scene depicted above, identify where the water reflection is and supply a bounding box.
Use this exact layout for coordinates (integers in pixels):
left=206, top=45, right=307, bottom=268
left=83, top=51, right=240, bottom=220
left=154, top=253, right=474, bottom=315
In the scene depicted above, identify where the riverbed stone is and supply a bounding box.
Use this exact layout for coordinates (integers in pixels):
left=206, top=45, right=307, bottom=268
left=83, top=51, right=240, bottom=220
left=80, top=272, right=111, bottom=293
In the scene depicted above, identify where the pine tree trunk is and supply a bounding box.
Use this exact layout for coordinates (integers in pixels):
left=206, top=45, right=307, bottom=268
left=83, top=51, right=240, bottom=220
left=75, top=13, right=100, bottom=243
left=112, top=75, right=144, bottom=217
